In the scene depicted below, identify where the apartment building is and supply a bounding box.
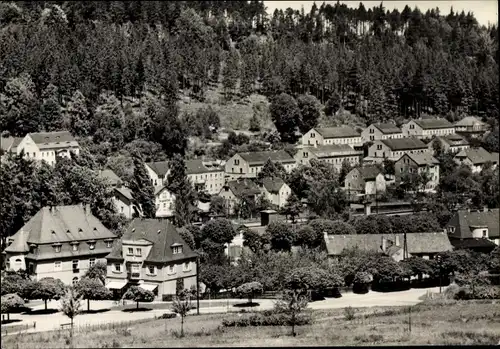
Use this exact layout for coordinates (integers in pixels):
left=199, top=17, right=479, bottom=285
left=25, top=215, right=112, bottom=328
left=454, top=116, right=489, bottom=138
left=219, top=179, right=261, bottom=215
left=367, top=137, right=429, bottom=162
left=145, top=161, right=170, bottom=190
left=428, top=134, right=470, bottom=155
left=401, top=119, right=455, bottom=139
left=105, top=219, right=198, bottom=299
left=294, top=144, right=363, bottom=171
left=395, top=153, right=440, bottom=191
left=185, top=159, right=225, bottom=195
left=3, top=204, right=117, bottom=285
left=453, top=147, right=499, bottom=173
left=301, top=126, right=362, bottom=147
left=259, top=177, right=292, bottom=208
left=344, top=166, right=386, bottom=196
left=225, top=151, right=296, bottom=180
left=361, top=123, right=404, bottom=143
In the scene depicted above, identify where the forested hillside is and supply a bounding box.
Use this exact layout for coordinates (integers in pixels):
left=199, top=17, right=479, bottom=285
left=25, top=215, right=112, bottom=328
left=1, top=1, right=499, bottom=159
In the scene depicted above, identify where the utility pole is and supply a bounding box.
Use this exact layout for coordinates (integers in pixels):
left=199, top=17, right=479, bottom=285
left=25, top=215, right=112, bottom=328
left=196, top=256, right=200, bottom=315
left=437, top=255, right=442, bottom=293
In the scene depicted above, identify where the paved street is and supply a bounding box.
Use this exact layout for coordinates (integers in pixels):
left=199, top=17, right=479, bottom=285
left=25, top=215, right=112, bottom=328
left=2, top=287, right=439, bottom=335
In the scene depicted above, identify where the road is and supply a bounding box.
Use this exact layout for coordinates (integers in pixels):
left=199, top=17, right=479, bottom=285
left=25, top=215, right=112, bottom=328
left=2, top=287, right=439, bottom=335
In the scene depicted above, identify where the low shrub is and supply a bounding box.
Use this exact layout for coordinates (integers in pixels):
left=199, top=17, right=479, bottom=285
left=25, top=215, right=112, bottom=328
left=354, top=334, right=384, bottom=343
left=222, top=312, right=312, bottom=327
left=455, top=286, right=500, bottom=300
left=344, top=306, right=356, bottom=320
left=158, top=313, right=177, bottom=319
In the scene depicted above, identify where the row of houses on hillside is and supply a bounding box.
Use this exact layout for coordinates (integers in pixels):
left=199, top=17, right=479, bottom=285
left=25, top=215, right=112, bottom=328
left=3, top=204, right=198, bottom=300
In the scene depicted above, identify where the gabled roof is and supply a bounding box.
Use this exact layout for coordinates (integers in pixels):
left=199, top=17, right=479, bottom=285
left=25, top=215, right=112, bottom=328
left=355, top=166, right=383, bottom=180
left=28, top=131, right=79, bottom=149
left=238, top=150, right=295, bottom=165
left=454, top=116, right=486, bottom=127
left=315, top=126, right=361, bottom=139
left=372, top=123, right=402, bottom=135
left=225, top=179, right=261, bottom=198
left=380, top=137, right=428, bottom=151
left=4, top=205, right=115, bottom=253
left=438, top=134, right=469, bottom=147
left=1, top=137, right=23, bottom=152
left=402, top=153, right=439, bottom=166
left=98, top=169, right=122, bottom=186
left=185, top=159, right=222, bottom=175
left=145, top=161, right=170, bottom=177
left=307, top=144, right=362, bottom=158
left=324, top=232, right=453, bottom=256
left=261, top=177, right=286, bottom=194
left=454, top=147, right=497, bottom=165
left=413, top=119, right=454, bottom=130
left=114, top=186, right=134, bottom=202
left=447, top=209, right=500, bottom=239
left=106, top=219, right=197, bottom=263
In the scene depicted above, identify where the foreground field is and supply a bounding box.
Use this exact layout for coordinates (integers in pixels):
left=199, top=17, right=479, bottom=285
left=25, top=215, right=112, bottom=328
left=2, top=300, right=499, bottom=347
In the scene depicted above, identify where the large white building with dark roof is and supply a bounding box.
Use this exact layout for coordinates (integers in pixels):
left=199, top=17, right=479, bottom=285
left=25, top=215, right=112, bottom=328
left=301, top=126, right=362, bottom=147
left=225, top=150, right=296, bottom=180
left=3, top=204, right=117, bottom=285
left=402, top=118, right=455, bottom=139
left=361, top=123, right=404, bottom=143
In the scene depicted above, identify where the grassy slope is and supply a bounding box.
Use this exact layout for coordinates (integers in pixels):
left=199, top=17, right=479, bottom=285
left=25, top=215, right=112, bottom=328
left=3, top=301, right=499, bottom=347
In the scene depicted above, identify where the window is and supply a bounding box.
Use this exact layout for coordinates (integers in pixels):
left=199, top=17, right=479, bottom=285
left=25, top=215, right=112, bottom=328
left=370, top=135, right=375, bottom=141
left=482, top=230, right=487, bottom=238
left=28, top=263, right=34, bottom=274
left=72, top=260, right=79, bottom=272
left=121, top=206, right=124, bottom=213
left=303, top=152, right=308, bottom=158
left=114, top=263, right=121, bottom=272
left=54, top=261, right=62, bottom=271
left=54, top=245, right=61, bottom=253
left=240, top=168, right=243, bottom=173
left=72, top=277, right=78, bottom=285
left=89, top=242, right=95, bottom=250
left=183, top=262, right=191, bottom=272
left=136, top=248, right=142, bottom=256
left=127, top=247, right=134, bottom=255
left=72, top=243, right=78, bottom=252
left=410, top=124, right=415, bottom=129
left=311, top=133, right=315, bottom=138
left=14, top=258, right=22, bottom=267
left=148, top=265, right=156, bottom=275
left=369, top=128, right=374, bottom=134
left=234, top=159, right=239, bottom=165
left=169, top=265, right=175, bottom=274
left=106, top=240, right=113, bottom=248
left=377, top=144, right=382, bottom=150
left=89, top=258, right=95, bottom=267
left=173, top=246, right=183, bottom=254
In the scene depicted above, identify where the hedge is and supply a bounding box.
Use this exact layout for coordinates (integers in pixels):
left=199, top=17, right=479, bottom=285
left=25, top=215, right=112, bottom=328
left=222, top=313, right=312, bottom=327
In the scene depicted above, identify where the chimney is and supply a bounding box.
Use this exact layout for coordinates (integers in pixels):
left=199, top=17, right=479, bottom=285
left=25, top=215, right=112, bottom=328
left=84, top=203, right=91, bottom=215
left=395, top=235, right=400, bottom=247
left=381, top=237, right=387, bottom=252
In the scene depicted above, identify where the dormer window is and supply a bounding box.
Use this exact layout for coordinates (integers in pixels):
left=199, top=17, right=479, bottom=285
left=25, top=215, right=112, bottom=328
left=127, top=247, right=134, bottom=255
left=172, top=243, right=183, bottom=254
left=135, top=248, right=142, bottom=256
left=87, top=240, right=96, bottom=250
left=29, top=244, right=37, bottom=254
left=53, top=244, right=62, bottom=253
left=71, top=242, right=79, bottom=251
left=105, top=240, right=113, bottom=248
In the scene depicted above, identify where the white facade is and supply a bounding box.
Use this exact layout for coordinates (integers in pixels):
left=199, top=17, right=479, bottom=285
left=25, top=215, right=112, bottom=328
left=402, top=121, right=455, bottom=139
left=301, top=128, right=362, bottom=147
left=155, top=187, right=176, bottom=217
left=16, top=134, right=80, bottom=166
left=361, top=125, right=404, bottom=143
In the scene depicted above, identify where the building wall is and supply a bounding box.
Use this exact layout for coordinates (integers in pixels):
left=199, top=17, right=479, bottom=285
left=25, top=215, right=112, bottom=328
left=6, top=254, right=26, bottom=271
left=188, top=171, right=225, bottom=195
left=16, top=135, right=79, bottom=166
left=261, top=184, right=291, bottom=208
left=33, top=257, right=107, bottom=285
left=401, top=121, right=423, bottom=138
left=144, top=164, right=163, bottom=188
left=368, top=142, right=393, bottom=160
left=322, top=136, right=363, bottom=147
left=395, top=156, right=440, bottom=191
left=421, top=128, right=455, bottom=138
left=225, top=154, right=250, bottom=180
left=361, top=126, right=385, bottom=143
left=365, top=174, right=387, bottom=195
left=294, top=149, right=318, bottom=166
left=301, top=128, right=324, bottom=146
left=344, top=169, right=365, bottom=192
left=219, top=188, right=238, bottom=215
left=155, top=189, right=176, bottom=217
left=113, top=197, right=134, bottom=219
left=471, top=227, right=488, bottom=239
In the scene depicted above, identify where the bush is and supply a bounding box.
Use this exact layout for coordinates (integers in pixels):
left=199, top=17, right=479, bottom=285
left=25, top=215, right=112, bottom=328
left=158, top=313, right=177, bottom=319
left=344, top=306, right=356, bottom=320
left=222, top=312, right=312, bottom=327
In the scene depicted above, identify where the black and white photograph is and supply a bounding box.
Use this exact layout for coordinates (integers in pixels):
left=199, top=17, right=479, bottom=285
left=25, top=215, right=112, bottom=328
left=0, top=0, right=499, bottom=347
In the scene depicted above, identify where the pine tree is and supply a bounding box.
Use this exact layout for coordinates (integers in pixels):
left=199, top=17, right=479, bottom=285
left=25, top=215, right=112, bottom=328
left=130, top=155, right=156, bottom=218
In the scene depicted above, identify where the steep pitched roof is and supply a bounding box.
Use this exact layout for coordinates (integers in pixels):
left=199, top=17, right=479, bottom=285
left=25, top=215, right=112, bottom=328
left=448, top=209, right=500, bottom=239
left=4, top=230, right=30, bottom=253
left=356, top=166, right=383, bottom=180
left=145, top=161, right=170, bottom=177
left=114, top=186, right=134, bottom=202
left=324, top=232, right=453, bottom=256
left=380, top=137, right=428, bottom=151
left=262, top=177, right=286, bottom=194
left=28, top=131, right=79, bottom=149
left=315, top=126, right=361, bottom=139
left=372, top=123, right=402, bottom=134
left=308, top=144, right=362, bottom=158
left=1, top=137, right=22, bottom=152
left=404, top=153, right=440, bottom=166
left=106, top=219, right=197, bottom=263
left=455, top=147, right=496, bottom=165
left=226, top=179, right=261, bottom=197
left=414, top=118, right=453, bottom=130
left=238, top=150, right=295, bottom=165
left=454, top=116, right=486, bottom=127
left=4, top=205, right=115, bottom=253
left=98, top=169, right=122, bottom=186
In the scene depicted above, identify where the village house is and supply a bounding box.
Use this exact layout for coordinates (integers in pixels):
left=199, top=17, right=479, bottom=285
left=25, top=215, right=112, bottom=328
left=98, top=169, right=123, bottom=187
left=259, top=177, right=292, bottom=208
left=453, top=147, right=499, bottom=173
left=445, top=208, right=499, bottom=253
left=218, top=178, right=261, bottom=215
left=454, top=116, right=489, bottom=138
left=113, top=185, right=136, bottom=219
left=185, top=159, right=225, bottom=195
left=155, top=186, right=176, bottom=218
left=294, top=144, right=363, bottom=171
left=0, top=136, right=23, bottom=161
left=145, top=161, right=170, bottom=190
left=344, top=166, right=386, bottom=197
left=3, top=204, right=117, bottom=285
left=105, top=219, right=198, bottom=300
left=9, top=131, right=80, bottom=166
left=395, top=153, right=440, bottom=191
left=428, top=134, right=470, bottom=155
left=401, top=118, right=455, bottom=139
left=361, top=123, right=404, bottom=143
left=301, top=126, right=362, bottom=148
left=367, top=137, right=429, bottom=162
left=225, top=151, right=296, bottom=180
left=323, top=232, right=453, bottom=261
